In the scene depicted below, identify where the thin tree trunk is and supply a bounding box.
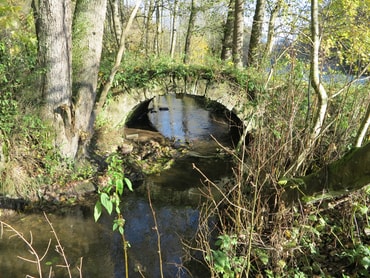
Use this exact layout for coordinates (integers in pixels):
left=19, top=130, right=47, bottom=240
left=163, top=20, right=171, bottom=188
left=265, top=0, right=283, bottom=56
left=109, top=0, right=122, bottom=48
left=154, top=0, right=162, bottom=56
left=183, top=0, right=197, bottom=64
left=221, top=0, right=235, bottom=61
left=170, top=0, right=178, bottom=59
left=355, top=102, right=370, bottom=147
left=288, top=0, right=328, bottom=173
left=144, top=0, right=155, bottom=55
left=232, top=0, right=244, bottom=68
left=310, top=0, right=328, bottom=143
left=248, top=0, right=266, bottom=67
left=95, top=0, right=142, bottom=115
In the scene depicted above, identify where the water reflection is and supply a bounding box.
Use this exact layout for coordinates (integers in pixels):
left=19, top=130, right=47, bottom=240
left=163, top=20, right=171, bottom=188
left=0, top=198, right=205, bottom=278
left=148, top=94, right=231, bottom=144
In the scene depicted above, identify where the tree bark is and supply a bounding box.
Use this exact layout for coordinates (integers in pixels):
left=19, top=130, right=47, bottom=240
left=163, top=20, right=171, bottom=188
left=248, top=0, right=266, bottom=67
left=34, top=0, right=107, bottom=159
left=144, top=0, right=155, bottom=55
left=183, top=0, right=197, bottom=64
left=154, top=0, right=163, bottom=56
left=109, top=0, right=122, bottom=48
left=170, top=0, right=178, bottom=58
left=264, top=0, right=283, bottom=57
left=310, top=0, right=328, bottom=143
left=36, top=0, right=76, bottom=158
left=72, top=0, right=107, bottom=158
left=282, top=143, right=370, bottom=203
left=232, top=0, right=244, bottom=68
left=221, top=0, right=235, bottom=61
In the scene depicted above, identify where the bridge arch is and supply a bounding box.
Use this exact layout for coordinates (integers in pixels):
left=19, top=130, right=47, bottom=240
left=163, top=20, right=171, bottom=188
left=100, top=78, right=255, bottom=135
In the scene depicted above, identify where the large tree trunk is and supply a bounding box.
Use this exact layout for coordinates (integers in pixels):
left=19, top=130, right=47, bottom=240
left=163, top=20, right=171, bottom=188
left=35, top=0, right=76, bottom=158
left=221, top=0, right=235, bottom=61
left=183, top=0, right=197, bottom=64
left=282, top=143, right=370, bottom=203
left=248, top=0, right=266, bottom=67
left=72, top=0, right=107, bottom=158
left=232, top=0, right=244, bottom=68
left=34, top=0, right=107, bottom=159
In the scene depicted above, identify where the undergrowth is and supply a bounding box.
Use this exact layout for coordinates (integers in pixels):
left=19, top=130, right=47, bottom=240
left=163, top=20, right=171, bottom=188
left=191, top=57, right=370, bottom=277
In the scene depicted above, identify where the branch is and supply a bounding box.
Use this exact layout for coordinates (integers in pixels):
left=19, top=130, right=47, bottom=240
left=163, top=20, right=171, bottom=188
left=95, top=0, right=142, bottom=116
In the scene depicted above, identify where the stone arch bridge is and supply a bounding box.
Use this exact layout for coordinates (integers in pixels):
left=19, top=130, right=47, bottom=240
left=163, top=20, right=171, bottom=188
left=100, top=77, right=255, bottom=134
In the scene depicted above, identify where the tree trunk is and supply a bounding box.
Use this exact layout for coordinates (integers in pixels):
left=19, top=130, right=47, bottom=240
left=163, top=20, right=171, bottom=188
left=109, top=0, right=122, bottom=48
left=264, top=0, right=283, bottom=57
left=248, top=0, right=266, bottom=67
left=355, top=102, right=370, bottom=147
left=310, top=0, right=328, bottom=143
left=282, top=142, right=370, bottom=203
left=221, top=0, right=235, bottom=61
left=72, top=0, right=107, bottom=158
left=144, top=0, right=155, bottom=55
left=290, top=0, right=328, bottom=172
left=169, top=0, right=178, bottom=59
left=232, top=0, right=244, bottom=68
left=34, top=0, right=107, bottom=159
left=154, top=0, right=163, bottom=56
left=183, top=0, right=197, bottom=64
left=36, top=0, right=76, bottom=158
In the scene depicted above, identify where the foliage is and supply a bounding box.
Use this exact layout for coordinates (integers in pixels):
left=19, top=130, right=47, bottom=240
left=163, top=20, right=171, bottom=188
left=322, top=0, right=370, bottom=72
left=98, top=54, right=262, bottom=93
left=94, top=153, right=133, bottom=278
left=206, top=234, right=247, bottom=278
left=94, top=153, right=133, bottom=232
left=0, top=90, right=17, bottom=138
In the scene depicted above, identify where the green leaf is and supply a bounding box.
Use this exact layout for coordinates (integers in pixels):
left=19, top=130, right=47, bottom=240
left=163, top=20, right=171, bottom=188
left=125, top=177, right=133, bottom=191
left=116, top=179, right=124, bottom=195
left=278, top=179, right=288, bottom=186
left=100, top=192, right=113, bottom=215
left=94, top=201, right=102, bottom=222
left=119, top=226, right=124, bottom=235
left=361, top=256, right=370, bottom=269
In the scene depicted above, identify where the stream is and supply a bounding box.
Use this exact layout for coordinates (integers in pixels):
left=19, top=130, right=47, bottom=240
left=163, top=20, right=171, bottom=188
left=0, top=94, right=240, bottom=277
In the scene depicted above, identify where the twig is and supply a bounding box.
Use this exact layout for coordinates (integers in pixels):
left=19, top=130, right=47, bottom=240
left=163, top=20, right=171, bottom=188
left=43, top=212, right=72, bottom=278
left=147, top=186, right=164, bottom=278
left=0, top=220, right=47, bottom=278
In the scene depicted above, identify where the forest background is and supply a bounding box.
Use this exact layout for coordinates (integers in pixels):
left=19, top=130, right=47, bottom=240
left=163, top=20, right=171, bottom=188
left=0, top=0, right=370, bottom=277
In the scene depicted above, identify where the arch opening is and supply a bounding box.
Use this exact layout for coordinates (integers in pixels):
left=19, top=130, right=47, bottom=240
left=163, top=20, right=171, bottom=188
left=125, top=93, right=243, bottom=149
